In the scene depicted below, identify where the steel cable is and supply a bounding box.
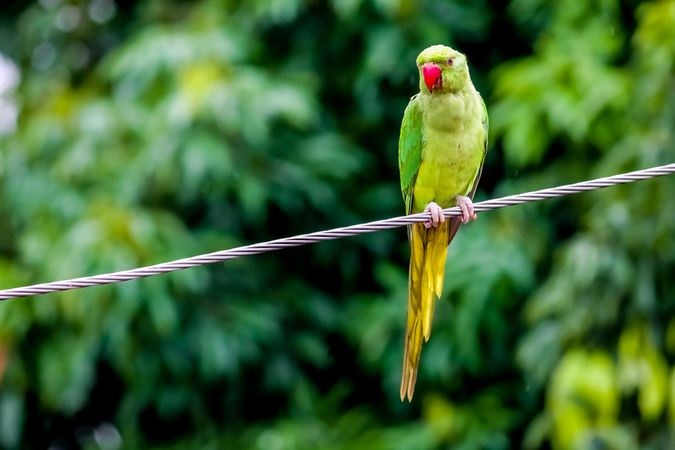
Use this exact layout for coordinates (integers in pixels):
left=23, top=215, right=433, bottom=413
left=1, top=163, right=674, bottom=301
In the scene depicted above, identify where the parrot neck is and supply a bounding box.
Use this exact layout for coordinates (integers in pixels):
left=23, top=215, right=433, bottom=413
left=418, top=84, right=481, bottom=132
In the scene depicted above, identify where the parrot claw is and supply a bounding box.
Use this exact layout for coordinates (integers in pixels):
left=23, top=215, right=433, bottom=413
left=455, top=195, right=477, bottom=224
left=423, top=202, right=445, bottom=228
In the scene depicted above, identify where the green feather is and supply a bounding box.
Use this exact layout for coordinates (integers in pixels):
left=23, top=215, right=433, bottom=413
left=398, top=95, right=423, bottom=215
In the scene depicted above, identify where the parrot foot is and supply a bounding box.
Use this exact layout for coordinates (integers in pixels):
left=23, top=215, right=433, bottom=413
left=423, top=202, right=445, bottom=228
left=455, top=195, right=477, bottom=224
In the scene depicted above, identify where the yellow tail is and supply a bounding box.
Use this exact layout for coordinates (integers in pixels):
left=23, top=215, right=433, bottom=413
left=400, top=221, right=450, bottom=401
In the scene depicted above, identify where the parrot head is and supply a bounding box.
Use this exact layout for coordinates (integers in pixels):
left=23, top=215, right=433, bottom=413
left=416, top=45, right=469, bottom=94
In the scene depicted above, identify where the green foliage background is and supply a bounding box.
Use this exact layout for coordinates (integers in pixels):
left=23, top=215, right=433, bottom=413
left=0, top=0, right=674, bottom=448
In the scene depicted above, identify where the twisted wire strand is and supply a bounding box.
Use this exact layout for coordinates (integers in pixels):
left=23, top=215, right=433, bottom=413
left=1, top=163, right=674, bottom=301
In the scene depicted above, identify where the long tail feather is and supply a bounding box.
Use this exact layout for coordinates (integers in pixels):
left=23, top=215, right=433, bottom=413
left=422, top=236, right=435, bottom=341
left=400, top=221, right=451, bottom=401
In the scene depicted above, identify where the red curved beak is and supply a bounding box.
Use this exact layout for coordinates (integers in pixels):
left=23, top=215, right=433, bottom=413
left=422, top=63, right=442, bottom=92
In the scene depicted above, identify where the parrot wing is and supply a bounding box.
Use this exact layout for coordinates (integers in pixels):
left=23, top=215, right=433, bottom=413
left=467, top=97, right=489, bottom=199
left=398, top=94, right=424, bottom=216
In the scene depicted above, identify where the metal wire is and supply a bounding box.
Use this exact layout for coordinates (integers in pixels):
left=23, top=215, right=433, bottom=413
left=1, top=163, right=674, bottom=301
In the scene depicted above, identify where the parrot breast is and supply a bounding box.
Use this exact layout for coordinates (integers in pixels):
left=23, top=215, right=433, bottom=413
left=411, top=91, right=485, bottom=214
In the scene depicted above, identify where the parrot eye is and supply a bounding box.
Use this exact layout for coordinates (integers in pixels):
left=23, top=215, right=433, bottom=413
left=447, top=58, right=454, bottom=66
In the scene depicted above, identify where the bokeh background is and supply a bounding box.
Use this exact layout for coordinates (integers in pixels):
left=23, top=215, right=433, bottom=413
left=0, top=0, right=674, bottom=448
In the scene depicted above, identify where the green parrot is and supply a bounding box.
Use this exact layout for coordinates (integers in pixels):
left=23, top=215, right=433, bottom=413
left=398, top=45, right=488, bottom=401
